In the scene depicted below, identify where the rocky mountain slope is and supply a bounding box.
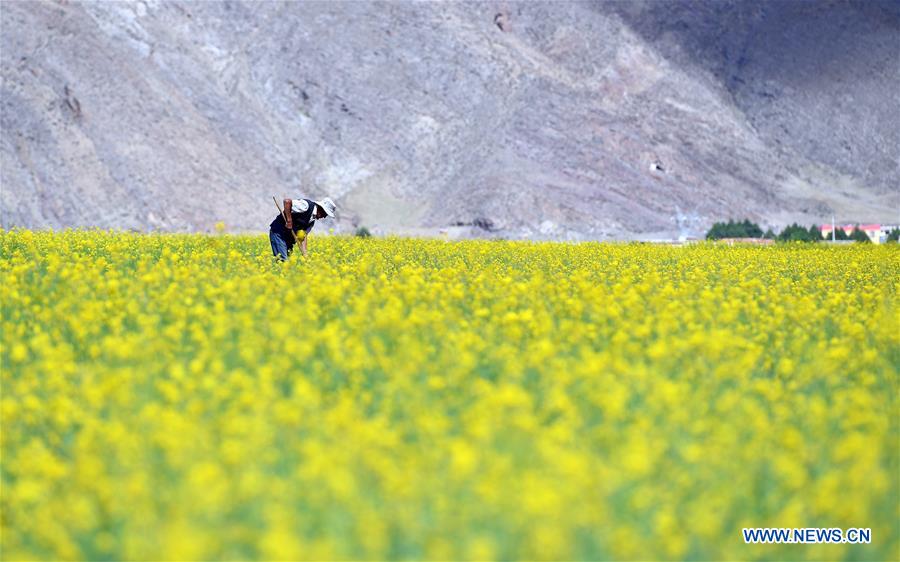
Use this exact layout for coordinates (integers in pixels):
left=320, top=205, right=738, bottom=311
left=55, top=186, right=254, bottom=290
left=2, top=0, right=897, bottom=239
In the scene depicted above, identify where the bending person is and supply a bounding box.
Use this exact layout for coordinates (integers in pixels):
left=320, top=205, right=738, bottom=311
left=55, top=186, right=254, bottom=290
left=270, top=196, right=336, bottom=260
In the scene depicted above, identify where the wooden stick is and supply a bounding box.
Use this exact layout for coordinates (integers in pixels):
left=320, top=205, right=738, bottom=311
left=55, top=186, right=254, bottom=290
left=273, top=196, right=299, bottom=245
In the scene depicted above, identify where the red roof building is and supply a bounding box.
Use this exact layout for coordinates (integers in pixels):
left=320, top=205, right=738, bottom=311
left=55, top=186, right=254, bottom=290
left=820, top=224, right=893, bottom=243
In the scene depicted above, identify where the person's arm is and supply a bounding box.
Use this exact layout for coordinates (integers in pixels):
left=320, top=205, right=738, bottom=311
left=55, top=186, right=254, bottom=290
left=299, top=217, right=316, bottom=257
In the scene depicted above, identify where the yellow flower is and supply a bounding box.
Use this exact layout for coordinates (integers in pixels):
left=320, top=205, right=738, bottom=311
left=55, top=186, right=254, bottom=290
left=0, top=230, right=896, bottom=560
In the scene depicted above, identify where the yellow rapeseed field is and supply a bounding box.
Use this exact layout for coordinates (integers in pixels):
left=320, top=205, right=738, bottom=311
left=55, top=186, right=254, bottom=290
left=1, top=230, right=897, bottom=561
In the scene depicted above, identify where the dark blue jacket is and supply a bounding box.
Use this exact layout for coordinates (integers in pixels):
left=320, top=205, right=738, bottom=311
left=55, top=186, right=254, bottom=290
left=270, top=198, right=316, bottom=240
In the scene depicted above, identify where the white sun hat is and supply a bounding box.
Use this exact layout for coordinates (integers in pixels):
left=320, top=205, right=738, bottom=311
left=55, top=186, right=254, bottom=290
left=317, top=197, right=336, bottom=218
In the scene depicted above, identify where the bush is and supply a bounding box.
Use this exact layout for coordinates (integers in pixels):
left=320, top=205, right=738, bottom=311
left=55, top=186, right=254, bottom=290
left=355, top=226, right=372, bottom=238
left=705, top=219, right=764, bottom=240
left=885, top=228, right=900, bottom=243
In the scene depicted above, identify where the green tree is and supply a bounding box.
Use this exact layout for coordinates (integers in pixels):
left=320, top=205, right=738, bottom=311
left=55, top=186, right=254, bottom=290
left=808, top=225, right=823, bottom=241
left=886, top=228, right=900, bottom=243
left=848, top=226, right=871, bottom=243
left=705, top=219, right=765, bottom=240
left=743, top=219, right=763, bottom=238
left=829, top=227, right=850, bottom=241
left=778, top=223, right=816, bottom=242
left=763, top=228, right=776, bottom=239
left=705, top=223, right=723, bottom=240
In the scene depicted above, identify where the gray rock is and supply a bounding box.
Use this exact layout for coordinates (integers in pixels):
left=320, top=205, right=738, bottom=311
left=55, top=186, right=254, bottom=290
left=1, top=0, right=897, bottom=238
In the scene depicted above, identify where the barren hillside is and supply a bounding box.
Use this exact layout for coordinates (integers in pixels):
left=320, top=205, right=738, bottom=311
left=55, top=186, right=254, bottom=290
left=2, top=0, right=897, bottom=238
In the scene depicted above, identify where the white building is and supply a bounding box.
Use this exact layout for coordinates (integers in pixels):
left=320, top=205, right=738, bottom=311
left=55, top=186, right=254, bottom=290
left=820, top=224, right=897, bottom=244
